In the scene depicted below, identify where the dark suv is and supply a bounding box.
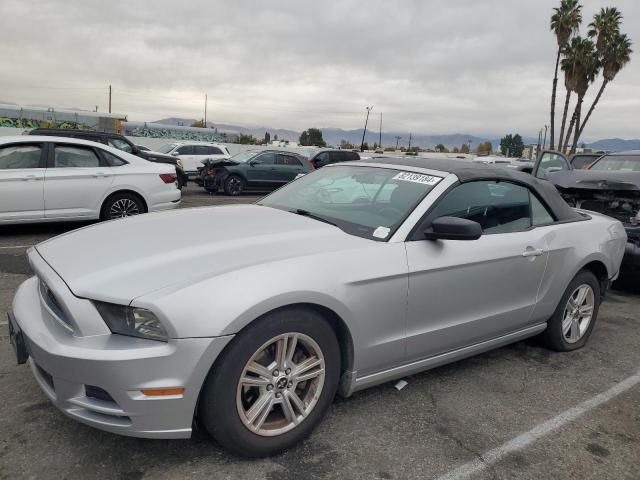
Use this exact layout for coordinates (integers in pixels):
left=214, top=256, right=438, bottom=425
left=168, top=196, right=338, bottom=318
left=28, top=128, right=187, bottom=187
left=309, top=149, right=360, bottom=169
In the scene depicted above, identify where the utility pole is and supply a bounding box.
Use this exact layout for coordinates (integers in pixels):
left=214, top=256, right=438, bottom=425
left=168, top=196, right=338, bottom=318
left=378, top=113, right=382, bottom=149
left=537, top=128, right=543, bottom=158
left=408, top=133, right=412, bottom=151
left=468, top=139, right=472, bottom=154
left=360, top=105, right=373, bottom=152
left=204, top=94, right=208, bottom=127
left=543, top=124, right=548, bottom=149
left=395, top=136, right=401, bottom=150
left=108, top=85, right=112, bottom=113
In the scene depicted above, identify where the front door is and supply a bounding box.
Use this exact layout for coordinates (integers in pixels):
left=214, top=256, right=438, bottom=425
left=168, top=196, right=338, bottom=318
left=245, top=152, right=277, bottom=188
left=532, top=150, right=570, bottom=179
left=405, top=180, right=549, bottom=361
left=273, top=153, right=305, bottom=185
left=0, top=142, right=46, bottom=222
left=44, top=143, right=114, bottom=218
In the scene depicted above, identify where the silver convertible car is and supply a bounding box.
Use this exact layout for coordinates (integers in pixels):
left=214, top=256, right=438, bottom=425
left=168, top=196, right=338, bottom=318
left=9, top=158, right=626, bottom=456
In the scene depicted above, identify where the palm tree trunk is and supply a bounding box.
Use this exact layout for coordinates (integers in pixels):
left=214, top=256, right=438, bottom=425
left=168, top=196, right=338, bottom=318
left=557, top=90, right=571, bottom=153
left=575, top=80, right=608, bottom=146
left=549, top=49, right=561, bottom=150
left=570, top=96, right=584, bottom=154
left=563, top=110, right=577, bottom=155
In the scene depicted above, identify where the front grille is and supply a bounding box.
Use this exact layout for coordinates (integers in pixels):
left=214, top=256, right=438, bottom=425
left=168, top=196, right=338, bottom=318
left=85, top=385, right=116, bottom=403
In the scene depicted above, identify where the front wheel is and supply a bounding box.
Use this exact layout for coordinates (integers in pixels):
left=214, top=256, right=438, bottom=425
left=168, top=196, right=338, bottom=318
left=199, top=308, right=340, bottom=457
left=540, top=269, right=601, bottom=351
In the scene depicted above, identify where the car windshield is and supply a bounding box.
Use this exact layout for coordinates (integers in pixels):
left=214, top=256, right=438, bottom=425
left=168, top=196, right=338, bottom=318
left=259, top=165, right=442, bottom=240
left=589, top=155, right=640, bottom=172
left=231, top=151, right=260, bottom=163
left=156, top=143, right=178, bottom=154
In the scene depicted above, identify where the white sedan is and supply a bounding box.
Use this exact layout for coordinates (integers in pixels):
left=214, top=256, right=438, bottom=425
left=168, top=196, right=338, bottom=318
left=0, top=136, right=181, bottom=224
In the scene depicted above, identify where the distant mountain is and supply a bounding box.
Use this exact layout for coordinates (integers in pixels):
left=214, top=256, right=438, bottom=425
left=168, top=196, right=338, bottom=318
left=586, top=138, right=640, bottom=152
left=152, top=118, right=638, bottom=152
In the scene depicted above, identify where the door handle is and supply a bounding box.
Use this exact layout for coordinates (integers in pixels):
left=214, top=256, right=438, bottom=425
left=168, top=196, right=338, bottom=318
left=522, top=248, right=544, bottom=257
left=92, top=172, right=111, bottom=177
left=21, top=174, right=39, bottom=181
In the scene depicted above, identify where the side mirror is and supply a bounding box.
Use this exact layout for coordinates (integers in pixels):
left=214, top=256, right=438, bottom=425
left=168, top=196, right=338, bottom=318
left=424, top=216, right=482, bottom=241
left=171, top=151, right=180, bottom=157
left=249, top=159, right=261, bottom=166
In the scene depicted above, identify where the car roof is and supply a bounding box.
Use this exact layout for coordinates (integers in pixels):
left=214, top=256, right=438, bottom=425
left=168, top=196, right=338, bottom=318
left=351, top=156, right=582, bottom=222
left=168, top=141, right=225, bottom=146
left=609, top=150, right=640, bottom=156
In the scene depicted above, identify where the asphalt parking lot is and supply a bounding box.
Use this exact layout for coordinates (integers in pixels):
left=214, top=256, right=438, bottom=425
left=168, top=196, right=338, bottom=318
left=1, top=186, right=639, bottom=480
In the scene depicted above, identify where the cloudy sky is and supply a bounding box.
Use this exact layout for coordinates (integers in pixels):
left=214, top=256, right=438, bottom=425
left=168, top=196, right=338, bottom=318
left=1, top=0, right=638, bottom=140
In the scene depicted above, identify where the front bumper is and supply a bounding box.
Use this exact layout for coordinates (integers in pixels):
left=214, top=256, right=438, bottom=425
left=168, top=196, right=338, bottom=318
left=11, top=276, right=233, bottom=439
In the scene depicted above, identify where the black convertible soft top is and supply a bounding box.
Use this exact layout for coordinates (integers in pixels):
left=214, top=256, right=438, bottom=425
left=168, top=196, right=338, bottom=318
left=364, top=157, right=582, bottom=222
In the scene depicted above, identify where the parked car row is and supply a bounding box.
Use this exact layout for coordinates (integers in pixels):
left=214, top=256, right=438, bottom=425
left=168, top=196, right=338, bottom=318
left=0, top=136, right=181, bottom=224
left=196, top=149, right=361, bottom=196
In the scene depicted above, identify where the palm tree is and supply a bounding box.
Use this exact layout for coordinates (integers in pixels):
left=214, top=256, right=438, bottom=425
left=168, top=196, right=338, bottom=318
left=576, top=32, right=632, bottom=145
left=557, top=38, right=581, bottom=152
left=559, top=37, right=599, bottom=153
left=550, top=0, right=582, bottom=150
left=588, top=7, right=622, bottom=55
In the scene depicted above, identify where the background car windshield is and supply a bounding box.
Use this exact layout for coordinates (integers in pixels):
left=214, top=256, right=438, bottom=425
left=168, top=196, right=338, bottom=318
left=260, top=165, right=441, bottom=240
left=157, top=143, right=178, bottom=154
left=231, top=151, right=259, bottom=163
left=589, top=155, right=640, bottom=172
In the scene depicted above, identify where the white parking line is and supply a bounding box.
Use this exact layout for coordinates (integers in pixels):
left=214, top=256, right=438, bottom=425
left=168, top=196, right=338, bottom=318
left=437, top=370, right=640, bottom=480
left=0, top=245, right=34, bottom=250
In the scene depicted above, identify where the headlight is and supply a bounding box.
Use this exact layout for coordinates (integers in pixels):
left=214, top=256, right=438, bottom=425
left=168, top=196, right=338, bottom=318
left=94, top=302, right=169, bottom=342
left=177, top=159, right=184, bottom=168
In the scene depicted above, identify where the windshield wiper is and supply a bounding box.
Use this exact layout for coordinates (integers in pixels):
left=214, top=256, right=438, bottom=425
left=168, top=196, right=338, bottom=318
left=292, top=209, right=339, bottom=227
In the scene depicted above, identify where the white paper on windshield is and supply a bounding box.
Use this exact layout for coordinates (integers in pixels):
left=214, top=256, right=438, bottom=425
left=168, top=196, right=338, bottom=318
left=373, top=226, right=391, bottom=239
left=393, top=172, right=441, bottom=185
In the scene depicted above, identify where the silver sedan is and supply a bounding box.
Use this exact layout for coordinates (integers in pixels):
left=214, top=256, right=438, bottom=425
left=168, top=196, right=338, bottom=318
left=9, top=158, right=626, bottom=456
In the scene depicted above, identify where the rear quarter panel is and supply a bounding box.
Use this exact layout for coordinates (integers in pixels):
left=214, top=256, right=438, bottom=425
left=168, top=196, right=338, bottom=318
left=532, top=212, right=626, bottom=322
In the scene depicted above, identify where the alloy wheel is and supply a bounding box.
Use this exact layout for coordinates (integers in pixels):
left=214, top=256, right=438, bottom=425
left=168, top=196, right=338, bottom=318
left=227, top=177, right=243, bottom=195
left=236, top=332, right=325, bottom=437
left=109, top=198, right=140, bottom=219
left=562, top=284, right=595, bottom=344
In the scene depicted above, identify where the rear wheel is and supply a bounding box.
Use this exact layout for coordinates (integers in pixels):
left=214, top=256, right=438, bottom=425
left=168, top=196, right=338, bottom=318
left=199, top=308, right=340, bottom=457
left=100, top=192, right=146, bottom=221
left=224, top=175, right=245, bottom=196
left=540, top=269, right=600, bottom=351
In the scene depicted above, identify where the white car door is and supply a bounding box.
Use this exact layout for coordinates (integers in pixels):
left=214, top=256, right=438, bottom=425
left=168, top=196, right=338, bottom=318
left=175, top=145, right=198, bottom=173
left=404, top=180, right=551, bottom=361
left=0, top=142, right=46, bottom=222
left=44, top=143, right=114, bottom=219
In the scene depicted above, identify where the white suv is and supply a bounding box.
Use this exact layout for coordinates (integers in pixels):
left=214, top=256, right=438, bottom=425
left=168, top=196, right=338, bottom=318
left=156, top=142, right=230, bottom=178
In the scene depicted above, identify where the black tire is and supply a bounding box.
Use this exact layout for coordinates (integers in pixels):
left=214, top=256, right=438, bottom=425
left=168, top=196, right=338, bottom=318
left=199, top=308, right=340, bottom=457
left=539, top=269, right=601, bottom=352
left=100, top=192, right=146, bottom=221
left=223, top=174, right=245, bottom=196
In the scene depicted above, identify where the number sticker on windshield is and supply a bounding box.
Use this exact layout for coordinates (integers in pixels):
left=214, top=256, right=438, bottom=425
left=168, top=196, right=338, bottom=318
left=393, top=172, right=441, bottom=185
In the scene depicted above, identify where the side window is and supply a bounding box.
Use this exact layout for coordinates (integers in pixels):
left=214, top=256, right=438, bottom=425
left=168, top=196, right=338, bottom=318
left=314, top=152, right=329, bottom=166
left=530, top=193, right=555, bottom=225
left=108, top=137, right=133, bottom=153
left=0, top=144, right=42, bottom=169
left=54, top=146, right=101, bottom=168
left=177, top=145, right=194, bottom=155
left=101, top=151, right=128, bottom=167
left=430, top=181, right=532, bottom=234
left=535, top=152, right=569, bottom=179
left=570, top=155, right=597, bottom=170
left=275, top=154, right=302, bottom=166
left=193, top=145, right=210, bottom=155
left=208, top=146, right=224, bottom=155
left=255, top=152, right=275, bottom=165
left=329, top=151, right=344, bottom=163
left=348, top=152, right=360, bottom=160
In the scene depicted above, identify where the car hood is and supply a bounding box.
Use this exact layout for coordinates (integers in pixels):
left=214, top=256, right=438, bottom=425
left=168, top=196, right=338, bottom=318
left=35, top=205, right=366, bottom=303
left=547, top=170, right=640, bottom=191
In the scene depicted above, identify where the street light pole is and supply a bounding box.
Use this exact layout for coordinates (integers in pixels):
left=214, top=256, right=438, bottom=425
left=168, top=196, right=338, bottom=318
left=361, top=105, right=373, bottom=152
left=378, top=113, right=382, bottom=149
left=395, top=136, right=401, bottom=150
left=543, top=124, right=548, bottom=149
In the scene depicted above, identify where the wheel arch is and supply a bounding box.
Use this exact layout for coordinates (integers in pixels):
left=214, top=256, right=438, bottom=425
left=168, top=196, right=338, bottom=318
left=579, top=259, right=609, bottom=297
